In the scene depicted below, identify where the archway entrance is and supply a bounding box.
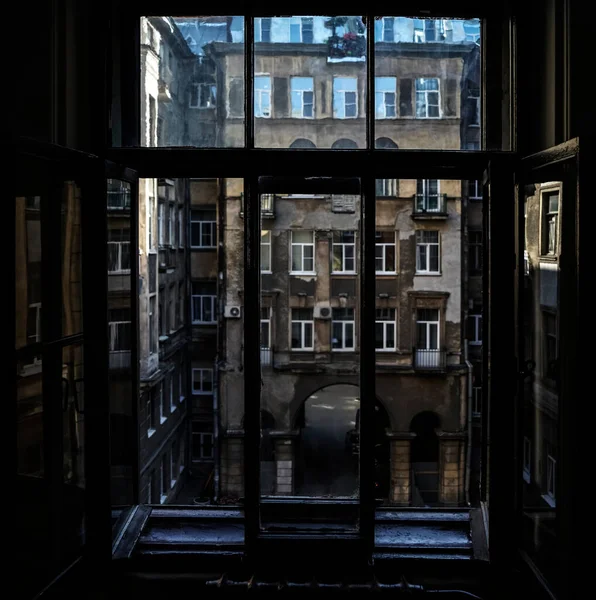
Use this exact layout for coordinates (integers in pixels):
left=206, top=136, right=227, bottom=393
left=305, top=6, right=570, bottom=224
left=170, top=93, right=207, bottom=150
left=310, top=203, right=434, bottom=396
left=410, top=411, right=441, bottom=506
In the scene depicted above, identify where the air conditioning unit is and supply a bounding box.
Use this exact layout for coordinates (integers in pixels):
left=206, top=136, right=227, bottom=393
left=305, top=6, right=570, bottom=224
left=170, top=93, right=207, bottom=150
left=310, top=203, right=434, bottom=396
left=314, top=304, right=332, bottom=319
left=224, top=305, right=242, bottom=318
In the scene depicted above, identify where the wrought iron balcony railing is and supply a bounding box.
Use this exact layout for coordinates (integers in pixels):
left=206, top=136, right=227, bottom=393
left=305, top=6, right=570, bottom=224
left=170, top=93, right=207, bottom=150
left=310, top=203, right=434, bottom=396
left=413, top=347, right=447, bottom=370
left=107, top=190, right=132, bottom=210
left=412, top=193, right=447, bottom=217
left=260, top=346, right=273, bottom=367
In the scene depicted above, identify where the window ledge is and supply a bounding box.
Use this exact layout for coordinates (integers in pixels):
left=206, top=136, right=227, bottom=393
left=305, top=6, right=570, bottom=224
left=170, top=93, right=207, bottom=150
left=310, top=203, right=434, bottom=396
left=179, top=395, right=185, bottom=403
left=160, top=416, right=167, bottom=425
left=147, top=428, right=156, bottom=438
left=415, top=272, right=441, bottom=276
left=170, top=404, right=177, bottom=413
left=160, top=494, right=167, bottom=504
left=290, top=272, right=316, bottom=276
left=376, top=272, right=398, bottom=276
left=541, top=494, right=556, bottom=508
left=331, top=272, right=357, bottom=276
left=170, top=479, right=177, bottom=489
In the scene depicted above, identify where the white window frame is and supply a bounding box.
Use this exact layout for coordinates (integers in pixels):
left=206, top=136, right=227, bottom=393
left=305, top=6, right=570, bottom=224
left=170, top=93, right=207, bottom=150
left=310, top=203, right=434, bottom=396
left=472, top=386, right=482, bottom=416
left=178, top=207, right=183, bottom=247
left=108, top=240, right=131, bottom=274
left=415, top=230, right=440, bottom=274
left=108, top=320, right=131, bottom=353
left=261, top=230, right=272, bottom=272
left=168, top=204, right=174, bottom=246
left=375, top=231, right=397, bottom=274
left=291, top=77, right=315, bottom=119
left=147, top=394, right=156, bottom=438
left=469, top=313, right=482, bottom=345
left=27, top=302, right=42, bottom=343
left=468, top=179, right=482, bottom=201
left=160, top=454, right=168, bottom=504
left=376, top=178, right=398, bottom=197
left=523, top=436, right=531, bottom=483
left=375, top=308, right=396, bottom=351
left=415, top=78, right=441, bottom=119
left=255, top=75, right=272, bottom=118
left=332, top=309, right=355, bottom=351
left=332, top=231, right=356, bottom=274
left=289, top=16, right=314, bottom=43
left=192, top=368, right=214, bottom=395
left=255, top=17, right=272, bottom=43
left=291, top=310, right=314, bottom=351
left=260, top=307, right=271, bottom=348
left=148, top=196, right=155, bottom=250
left=169, top=375, right=176, bottom=413
left=416, top=179, right=441, bottom=212
left=416, top=310, right=440, bottom=350
left=469, top=89, right=480, bottom=126
left=191, top=293, right=216, bottom=324
left=190, top=82, right=217, bottom=109
left=158, top=202, right=165, bottom=246
left=542, top=190, right=559, bottom=256
left=159, top=384, right=167, bottom=424
left=191, top=210, right=216, bottom=248
left=193, top=431, right=214, bottom=461
left=382, top=17, right=395, bottom=42
left=333, top=77, right=358, bottom=119
left=290, top=231, right=315, bottom=274
left=545, top=454, right=556, bottom=506
left=170, top=442, right=178, bottom=488
left=375, top=78, right=397, bottom=119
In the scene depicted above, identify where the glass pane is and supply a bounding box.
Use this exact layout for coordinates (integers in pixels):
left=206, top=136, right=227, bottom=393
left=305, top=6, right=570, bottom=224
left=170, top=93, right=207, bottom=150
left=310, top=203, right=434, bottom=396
left=375, top=178, right=484, bottom=511
left=62, top=182, right=83, bottom=337
left=254, top=16, right=366, bottom=148
left=375, top=17, right=481, bottom=150
left=260, top=178, right=361, bottom=531
left=521, top=182, right=561, bottom=580
left=139, top=17, right=245, bottom=147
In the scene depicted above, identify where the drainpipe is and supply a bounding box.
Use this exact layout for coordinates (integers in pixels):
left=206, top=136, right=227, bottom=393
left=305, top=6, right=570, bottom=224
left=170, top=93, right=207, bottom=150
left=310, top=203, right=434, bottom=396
left=464, top=340, right=472, bottom=506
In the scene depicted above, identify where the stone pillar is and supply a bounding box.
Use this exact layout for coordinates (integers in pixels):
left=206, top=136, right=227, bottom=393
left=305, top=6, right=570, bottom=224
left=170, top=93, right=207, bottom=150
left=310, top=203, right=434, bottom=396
left=220, top=430, right=244, bottom=499
left=438, top=432, right=465, bottom=505
left=271, top=431, right=299, bottom=496
left=387, top=432, right=416, bottom=505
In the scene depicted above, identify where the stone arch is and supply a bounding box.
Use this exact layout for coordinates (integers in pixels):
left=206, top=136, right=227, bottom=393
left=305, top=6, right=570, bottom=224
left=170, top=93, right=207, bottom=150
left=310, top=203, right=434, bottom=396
left=331, top=138, right=359, bottom=149
left=375, top=137, right=399, bottom=149
left=289, top=138, right=316, bottom=149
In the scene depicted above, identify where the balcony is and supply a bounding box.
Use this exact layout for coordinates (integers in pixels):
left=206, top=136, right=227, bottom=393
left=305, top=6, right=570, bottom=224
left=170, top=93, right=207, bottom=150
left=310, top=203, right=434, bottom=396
left=107, top=190, right=131, bottom=211
left=240, top=194, right=275, bottom=218
left=109, top=351, right=131, bottom=370
left=412, top=347, right=447, bottom=370
left=327, top=33, right=366, bottom=62
left=261, top=346, right=273, bottom=367
left=411, top=194, right=447, bottom=219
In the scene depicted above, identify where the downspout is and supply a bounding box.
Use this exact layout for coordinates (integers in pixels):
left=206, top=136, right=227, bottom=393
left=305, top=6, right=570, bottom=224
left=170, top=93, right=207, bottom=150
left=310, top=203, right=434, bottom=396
left=465, top=339, right=472, bottom=506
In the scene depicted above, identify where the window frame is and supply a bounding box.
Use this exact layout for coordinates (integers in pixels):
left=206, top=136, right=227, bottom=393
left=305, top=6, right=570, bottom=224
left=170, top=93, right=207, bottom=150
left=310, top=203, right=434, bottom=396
left=375, top=308, right=396, bottom=351
left=290, top=76, right=315, bottom=119
left=331, top=231, right=356, bottom=274
left=192, top=367, right=214, bottom=395
left=415, top=77, right=441, bottom=119
left=191, top=208, right=217, bottom=248
left=333, top=76, right=358, bottom=119
left=331, top=308, right=356, bottom=351
left=260, top=230, right=272, bottom=272
left=375, top=77, right=397, bottom=119
left=415, top=229, right=440, bottom=274
left=190, top=82, right=217, bottom=109
left=375, top=231, right=397, bottom=274
left=254, top=74, right=272, bottom=118
left=290, top=230, right=315, bottom=274
left=191, top=290, right=217, bottom=324
left=290, top=308, right=314, bottom=351
left=469, top=312, right=482, bottom=345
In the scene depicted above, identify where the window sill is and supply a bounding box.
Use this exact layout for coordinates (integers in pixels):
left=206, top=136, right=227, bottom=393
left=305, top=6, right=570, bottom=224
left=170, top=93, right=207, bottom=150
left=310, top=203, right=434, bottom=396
left=332, top=348, right=356, bottom=352
left=260, top=270, right=273, bottom=275
left=170, top=404, right=177, bottom=413
left=148, top=428, right=156, bottom=438
left=541, top=494, right=556, bottom=508
left=376, top=348, right=397, bottom=353
left=376, top=272, right=397, bottom=276
left=190, top=246, right=217, bottom=250
left=331, top=272, right=357, bottom=276
left=415, top=272, right=441, bottom=276
left=192, top=321, right=217, bottom=325
left=291, top=348, right=315, bottom=352
left=290, top=272, right=316, bottom=276
left=160, top=416, right=167, bottom=425
left=179, top=396, right=185, bottom=403
left=159, top=494, right=167, bottom=504
left=108, top=270, right=132, bottom=275
left=469, top=342, right=482, bottom=346
left=170, top=479, right=177, bottom=489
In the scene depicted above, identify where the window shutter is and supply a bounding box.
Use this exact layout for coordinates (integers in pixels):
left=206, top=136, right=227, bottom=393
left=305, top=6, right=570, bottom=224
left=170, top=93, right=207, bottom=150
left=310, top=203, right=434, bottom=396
left=273, top=77, right=289, bottom=118
left=444, top=78, right=458, bottom=116
left=228, top=78, right=244, bottom=117
left=399, top=79, right=412, bottom=116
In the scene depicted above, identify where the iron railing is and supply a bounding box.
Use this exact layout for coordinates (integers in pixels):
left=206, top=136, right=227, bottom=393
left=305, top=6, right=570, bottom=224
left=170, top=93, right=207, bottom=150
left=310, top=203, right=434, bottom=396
left=109, top=351, right=131, bottom=370
left=413, top=347, right=446, bottom=369
left=260, top=346, right=273, bottom=366
left=413, top=193, right=447, bottom=215
left=107, top=190, right=132, bottom=210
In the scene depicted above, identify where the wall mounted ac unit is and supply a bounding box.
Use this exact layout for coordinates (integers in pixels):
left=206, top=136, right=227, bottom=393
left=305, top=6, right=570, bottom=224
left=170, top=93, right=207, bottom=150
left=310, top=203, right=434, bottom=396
left=314, top=304, right=332, bottom=319
left=224, top=305, right=242, bottom=318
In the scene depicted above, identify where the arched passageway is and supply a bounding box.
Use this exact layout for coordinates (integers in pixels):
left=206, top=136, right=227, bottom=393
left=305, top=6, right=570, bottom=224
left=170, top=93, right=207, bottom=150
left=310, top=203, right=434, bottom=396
left=410, top=411, right=441, bottom=506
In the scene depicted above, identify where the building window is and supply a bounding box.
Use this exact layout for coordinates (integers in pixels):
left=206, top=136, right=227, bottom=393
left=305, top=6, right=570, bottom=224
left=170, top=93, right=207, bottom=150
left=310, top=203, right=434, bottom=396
left=333, top=77, right=358, bottom=119
left=546, top=454, right=556, bottom=505
left=290, top=230, right=315, bottom=273
left=382, top=17, right=394, bottom=42
left=169, top=375, right=176, bottom=412
left=178, top=207, right=183, bottom=246
left=192, top=368, right=213, bottom=395
left=179, top=364, right=185, bottom=402
left=148, top=196, right=154, bottom=250
left=332, top=308, right=355, bottom=351
left=261, top=231, right=272, bottom=272
left=108, top=229, right=131, bottom=273
left=290, top=16, right=314, bottom=43
left=543, top=311, right=557, bottom=381
left=190, top=83, right=217, bottom=109
left=191, top=282, right=216, bottom=323
left=523, top=436, right=531, bottom=483
left=291, top=308, right=314, bottom=350
left=468, top=179, right=482, bottom=201
left=191, top=208, right=216, bottom=248
left=170, top=440, right=178, bottom=488
left=256, top=17, right=272, bottom=43
left=27, top=303, right=41, bottom=343
left=415, top=78, right=441, bottom=118
left=473, top=386, right=482, bottom=416
left=179, top=436, right=186, bottom=474
left=168, top=205, right=174, bottom=246
left=468, top=88, right=480, bottom=126
left=192, top=423, right=214, bottom=461
left=463, top=19, right=481, bottom=44
left=255, top=76, right=272, bottom=118
left=332, top=231, right=356, bottom=273
left=375, top=77, right=397, bottom=119
left=148, top=470, right=155, bottom=503
left=261, top=307, right=271, bottom=348
left=108, top=309, right=132, bottom=353
left=416, top=308, right=441, bottom=366
left=468, top=312, right=482, bottom=345
left=291, top=77, right=314, bottom=118
left=375, top=231, right=396, bottom=273
left=469, top=231, right=483, bottom=273
left=376, top=178, right=398, bottom=197
left=149, top=296, right=156, bottom=353
left=542, top=190, right=559, bottom=256
left=159, top=384, right=166, bottom=424
left=413, top=18, right=425, bottom=43
left=158, top=202, right=165, bottom=246
left=160, top=453, right=168, bottom=503
left=147, top=391, right=155, bottom=436
left=416, top=230, right=440, bottom=273
left=416, top=179, right=441, bottom=212
left=375, top=308, right=396, bottom=351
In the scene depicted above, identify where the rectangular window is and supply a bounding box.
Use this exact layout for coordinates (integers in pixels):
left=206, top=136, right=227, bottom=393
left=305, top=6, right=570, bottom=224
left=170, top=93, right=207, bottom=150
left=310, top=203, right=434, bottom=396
left=416, top=230, right=440, bottom=273
left=261, top=231, right=272, bottom=272
left=375, top=308, right=396, bottom=351
left=291, top=308, right=314, bottom=350
left=542, top=190, right=559, bottom=256
left=375, top=231, right=396, bottom=273
left=190, top=83, right=217, bottom=109
left=148, top=196, right=154, bottom=249
left=289, top=17, right=314, bottom=43
left=158, top=202, right=165, bottom=246
left=168, top=205, right=174, bottom=246
left=332, top=231, right=356, bottom=273
left=546, top=455, right=556, bottom=503
left=332, top=308, right=355, bottom=351
left=543, top=312, right=557, bottom=380
left=291, top=77, right=314, bottom=118
left=255, top=76, right=272, bottom=118
left=416, top=179, right=441, bottom=212
left=260, top=307, right=271, bottom=348
left=169, top=375, right=175, bottom=412
left=108, top=309, right=132, bottom=352
left=523, top=437, right=531, bottom=483
left=159, top=384, right=166, bottom=424
left=147, top=391, right=155, bottom=434
left=416, top=308, right=441, bottom=367
left=192, top=423, right=214, bottom=461
left=160, top=454, right=168, bottom=503
left=468, top=179, right=482, bottom=200
left=375, top=77, right=397, bottom=118
left=469, top=88, right=480, bottom=126
left=192, top=368, right=213, bottom=395
left=415, top=78, right=441, bottom=118
left=179, top=364, right=185, bottom=401
left=191, top=208, right=216, bottom=248
left=178, top=207, right=183, bottom=247
left=333, top=77, right=358, bottom=119
left=170, top=440, right=178, bottom=487
left=291, top=230, right=315, bottom=273
left=149, top=296, right=156, bottom=353
left=469, top=231, right=483, bottom=273
left=256, top=17, right=272, bottom=43
left=468, top=312, right=482, bottom=345
left=376, top=179, right=398, bottom=197
left=107, top=230, right=131, bottom=273
left=382, top=17, right=395, bottom=42
left=473, top=386, right=482, bottom=416
left=191, top=282, right=217, bottom=323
